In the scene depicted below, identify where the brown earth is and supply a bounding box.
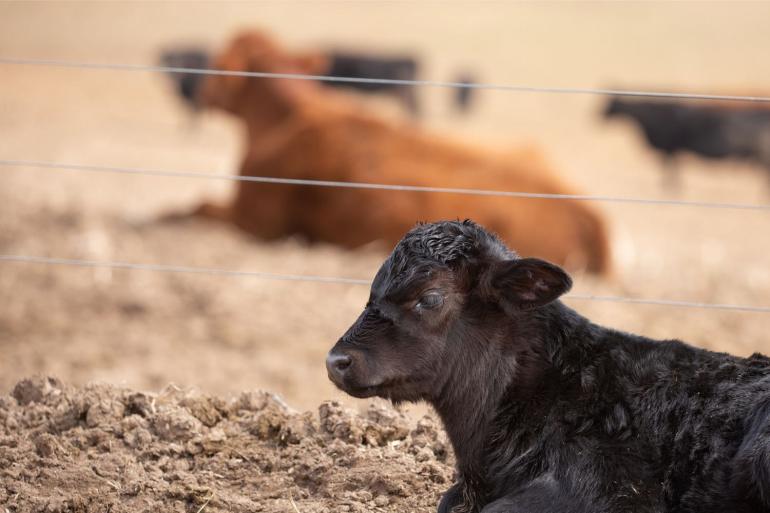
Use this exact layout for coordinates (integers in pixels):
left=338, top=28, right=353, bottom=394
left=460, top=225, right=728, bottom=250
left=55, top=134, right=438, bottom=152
left=1, top=377, right=453, bottom=513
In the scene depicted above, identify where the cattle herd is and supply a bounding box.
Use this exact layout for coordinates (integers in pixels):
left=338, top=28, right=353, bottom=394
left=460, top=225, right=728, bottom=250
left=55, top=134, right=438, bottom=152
left=161, top=30, right=770, bottom=277
left=157, top=30, right=770, bottom=513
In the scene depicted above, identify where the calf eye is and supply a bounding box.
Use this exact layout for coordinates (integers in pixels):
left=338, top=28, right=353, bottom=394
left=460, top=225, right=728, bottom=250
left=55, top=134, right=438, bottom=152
left=415, top=292, right=444, bottom=310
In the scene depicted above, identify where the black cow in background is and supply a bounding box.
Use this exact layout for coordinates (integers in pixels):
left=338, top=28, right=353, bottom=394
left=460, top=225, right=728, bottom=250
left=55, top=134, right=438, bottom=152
left=324, top=51, right=421, bottom=117
left=160, top=46, right=477, bottom=118
left=603, top=97, right=770, bottom=188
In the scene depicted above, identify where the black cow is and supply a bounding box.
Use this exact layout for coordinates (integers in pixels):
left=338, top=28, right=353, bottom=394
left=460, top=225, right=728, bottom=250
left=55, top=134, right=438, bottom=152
left=159, top=47, right=424, bottom=116
left=327, top=219, right=770, bottom=513
left=320, top=54, right=477, bottom=116
left=324, top=51, right=421, bottom=117
left=603, top=98, right=770, bottom=187
left=160, top=46, right=477, bottom=118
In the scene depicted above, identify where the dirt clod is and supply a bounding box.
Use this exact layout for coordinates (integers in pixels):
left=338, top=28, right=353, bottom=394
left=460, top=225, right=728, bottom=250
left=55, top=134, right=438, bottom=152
left=33, top=433, right=62, bottom=458
left=1, top=378, right=454, bottom=512
left=11, top=377, right=61, bottom=406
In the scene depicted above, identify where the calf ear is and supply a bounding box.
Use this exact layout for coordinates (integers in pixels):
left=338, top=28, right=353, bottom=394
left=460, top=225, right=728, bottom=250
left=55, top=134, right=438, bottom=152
left=489, top=258, right=572, bottom=309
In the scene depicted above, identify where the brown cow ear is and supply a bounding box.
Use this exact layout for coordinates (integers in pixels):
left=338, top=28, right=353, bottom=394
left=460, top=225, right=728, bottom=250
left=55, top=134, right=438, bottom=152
left=293, top=52, right=330, bottom=75
left=489, top=258, right=572, bottom=309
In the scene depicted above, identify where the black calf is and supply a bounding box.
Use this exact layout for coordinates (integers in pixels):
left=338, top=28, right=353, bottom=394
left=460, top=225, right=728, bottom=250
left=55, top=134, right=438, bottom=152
left=327, top=219, right=770, bottom=512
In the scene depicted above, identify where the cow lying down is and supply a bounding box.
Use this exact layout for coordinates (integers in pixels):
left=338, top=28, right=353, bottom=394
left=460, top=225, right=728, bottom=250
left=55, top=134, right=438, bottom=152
left=178, top=31, right=611, bottom=275
left=327, top=219, right=770, bottom=513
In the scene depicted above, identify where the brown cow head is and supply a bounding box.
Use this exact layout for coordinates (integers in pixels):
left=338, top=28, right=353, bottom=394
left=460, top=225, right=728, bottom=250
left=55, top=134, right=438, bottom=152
left=199, top=31, right=328, bottom=120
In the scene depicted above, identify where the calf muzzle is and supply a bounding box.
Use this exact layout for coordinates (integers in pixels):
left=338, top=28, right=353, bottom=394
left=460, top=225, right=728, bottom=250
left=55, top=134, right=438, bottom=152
left=325, top=351, right=352, bottom=385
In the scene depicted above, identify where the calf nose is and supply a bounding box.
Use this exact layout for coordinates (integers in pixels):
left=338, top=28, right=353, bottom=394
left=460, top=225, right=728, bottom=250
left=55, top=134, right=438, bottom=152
left=326, top=353, right=352, bottom=382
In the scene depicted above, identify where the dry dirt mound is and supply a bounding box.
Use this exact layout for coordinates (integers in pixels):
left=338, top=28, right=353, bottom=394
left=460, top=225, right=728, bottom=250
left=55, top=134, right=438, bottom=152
left=0, top=377, right=453, bottom=513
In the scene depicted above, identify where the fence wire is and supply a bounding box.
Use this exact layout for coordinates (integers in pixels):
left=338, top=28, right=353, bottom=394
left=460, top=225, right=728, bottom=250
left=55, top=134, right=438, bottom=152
left=3, top=56, right=770, bottom=316
left=2, top=254, right=769, bottom=314
left=3, top=159, right=770, bottom=212
left=3, top=56, right=770, bottom=103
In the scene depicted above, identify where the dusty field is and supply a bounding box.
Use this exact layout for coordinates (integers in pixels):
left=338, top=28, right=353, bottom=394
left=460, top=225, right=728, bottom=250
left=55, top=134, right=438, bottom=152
left=1, top=0, right=769, bottom=407
left=1, top=2, right=770, bottom=510
left=0, top=377, right=452, bottom=512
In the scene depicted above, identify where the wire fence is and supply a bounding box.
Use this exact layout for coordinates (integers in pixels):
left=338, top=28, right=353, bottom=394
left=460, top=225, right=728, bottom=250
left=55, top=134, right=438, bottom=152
left=3, top=159, right=770, bottom=212
left=2, top=254, right=769, bottom=314
left=3, top=56, right=770, bottom=103
left=2, top=55, right=770, bottom=316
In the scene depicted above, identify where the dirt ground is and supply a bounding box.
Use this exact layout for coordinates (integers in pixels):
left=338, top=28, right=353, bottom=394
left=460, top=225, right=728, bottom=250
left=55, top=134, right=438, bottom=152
left=1, top=2, right=770, bottom=511
left=1, top=377, right=452, bottom=512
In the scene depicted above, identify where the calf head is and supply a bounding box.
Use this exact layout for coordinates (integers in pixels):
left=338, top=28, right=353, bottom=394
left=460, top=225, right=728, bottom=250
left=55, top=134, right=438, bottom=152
left=199, top=30, right=328, bottom=118
left=326, top=220, right=573, bottom=404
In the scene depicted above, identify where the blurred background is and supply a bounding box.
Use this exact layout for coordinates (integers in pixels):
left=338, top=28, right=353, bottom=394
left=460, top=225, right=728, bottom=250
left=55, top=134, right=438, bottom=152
left=1, top=1, right=769, bottom=413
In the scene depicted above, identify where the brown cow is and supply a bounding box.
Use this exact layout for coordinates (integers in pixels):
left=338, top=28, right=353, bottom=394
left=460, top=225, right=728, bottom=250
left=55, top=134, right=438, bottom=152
left=187, top=31, right=611, bottom=274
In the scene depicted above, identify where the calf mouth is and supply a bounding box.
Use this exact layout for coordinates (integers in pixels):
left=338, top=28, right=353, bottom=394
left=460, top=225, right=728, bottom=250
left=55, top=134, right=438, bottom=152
left=344, top=384, right=382, bottom=399
left=334, top=376, right=422, bottom=401
left=327, top=374, right=387, bottom=399
left=329, top=374, right=383, bottom=399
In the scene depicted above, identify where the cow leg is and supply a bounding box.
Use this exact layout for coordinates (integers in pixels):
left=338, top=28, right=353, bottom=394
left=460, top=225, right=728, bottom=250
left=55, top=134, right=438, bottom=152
left=156, top=200, right=231, bottom=224
left=757, top=131, right=770, bottom=193
left=480, top=475, right=587, bottom=513
left=155, top=122, right=309, bottom=229
left=660, top=155, right=681, bottom=191
left=761, top=161, right=770, bottom=194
